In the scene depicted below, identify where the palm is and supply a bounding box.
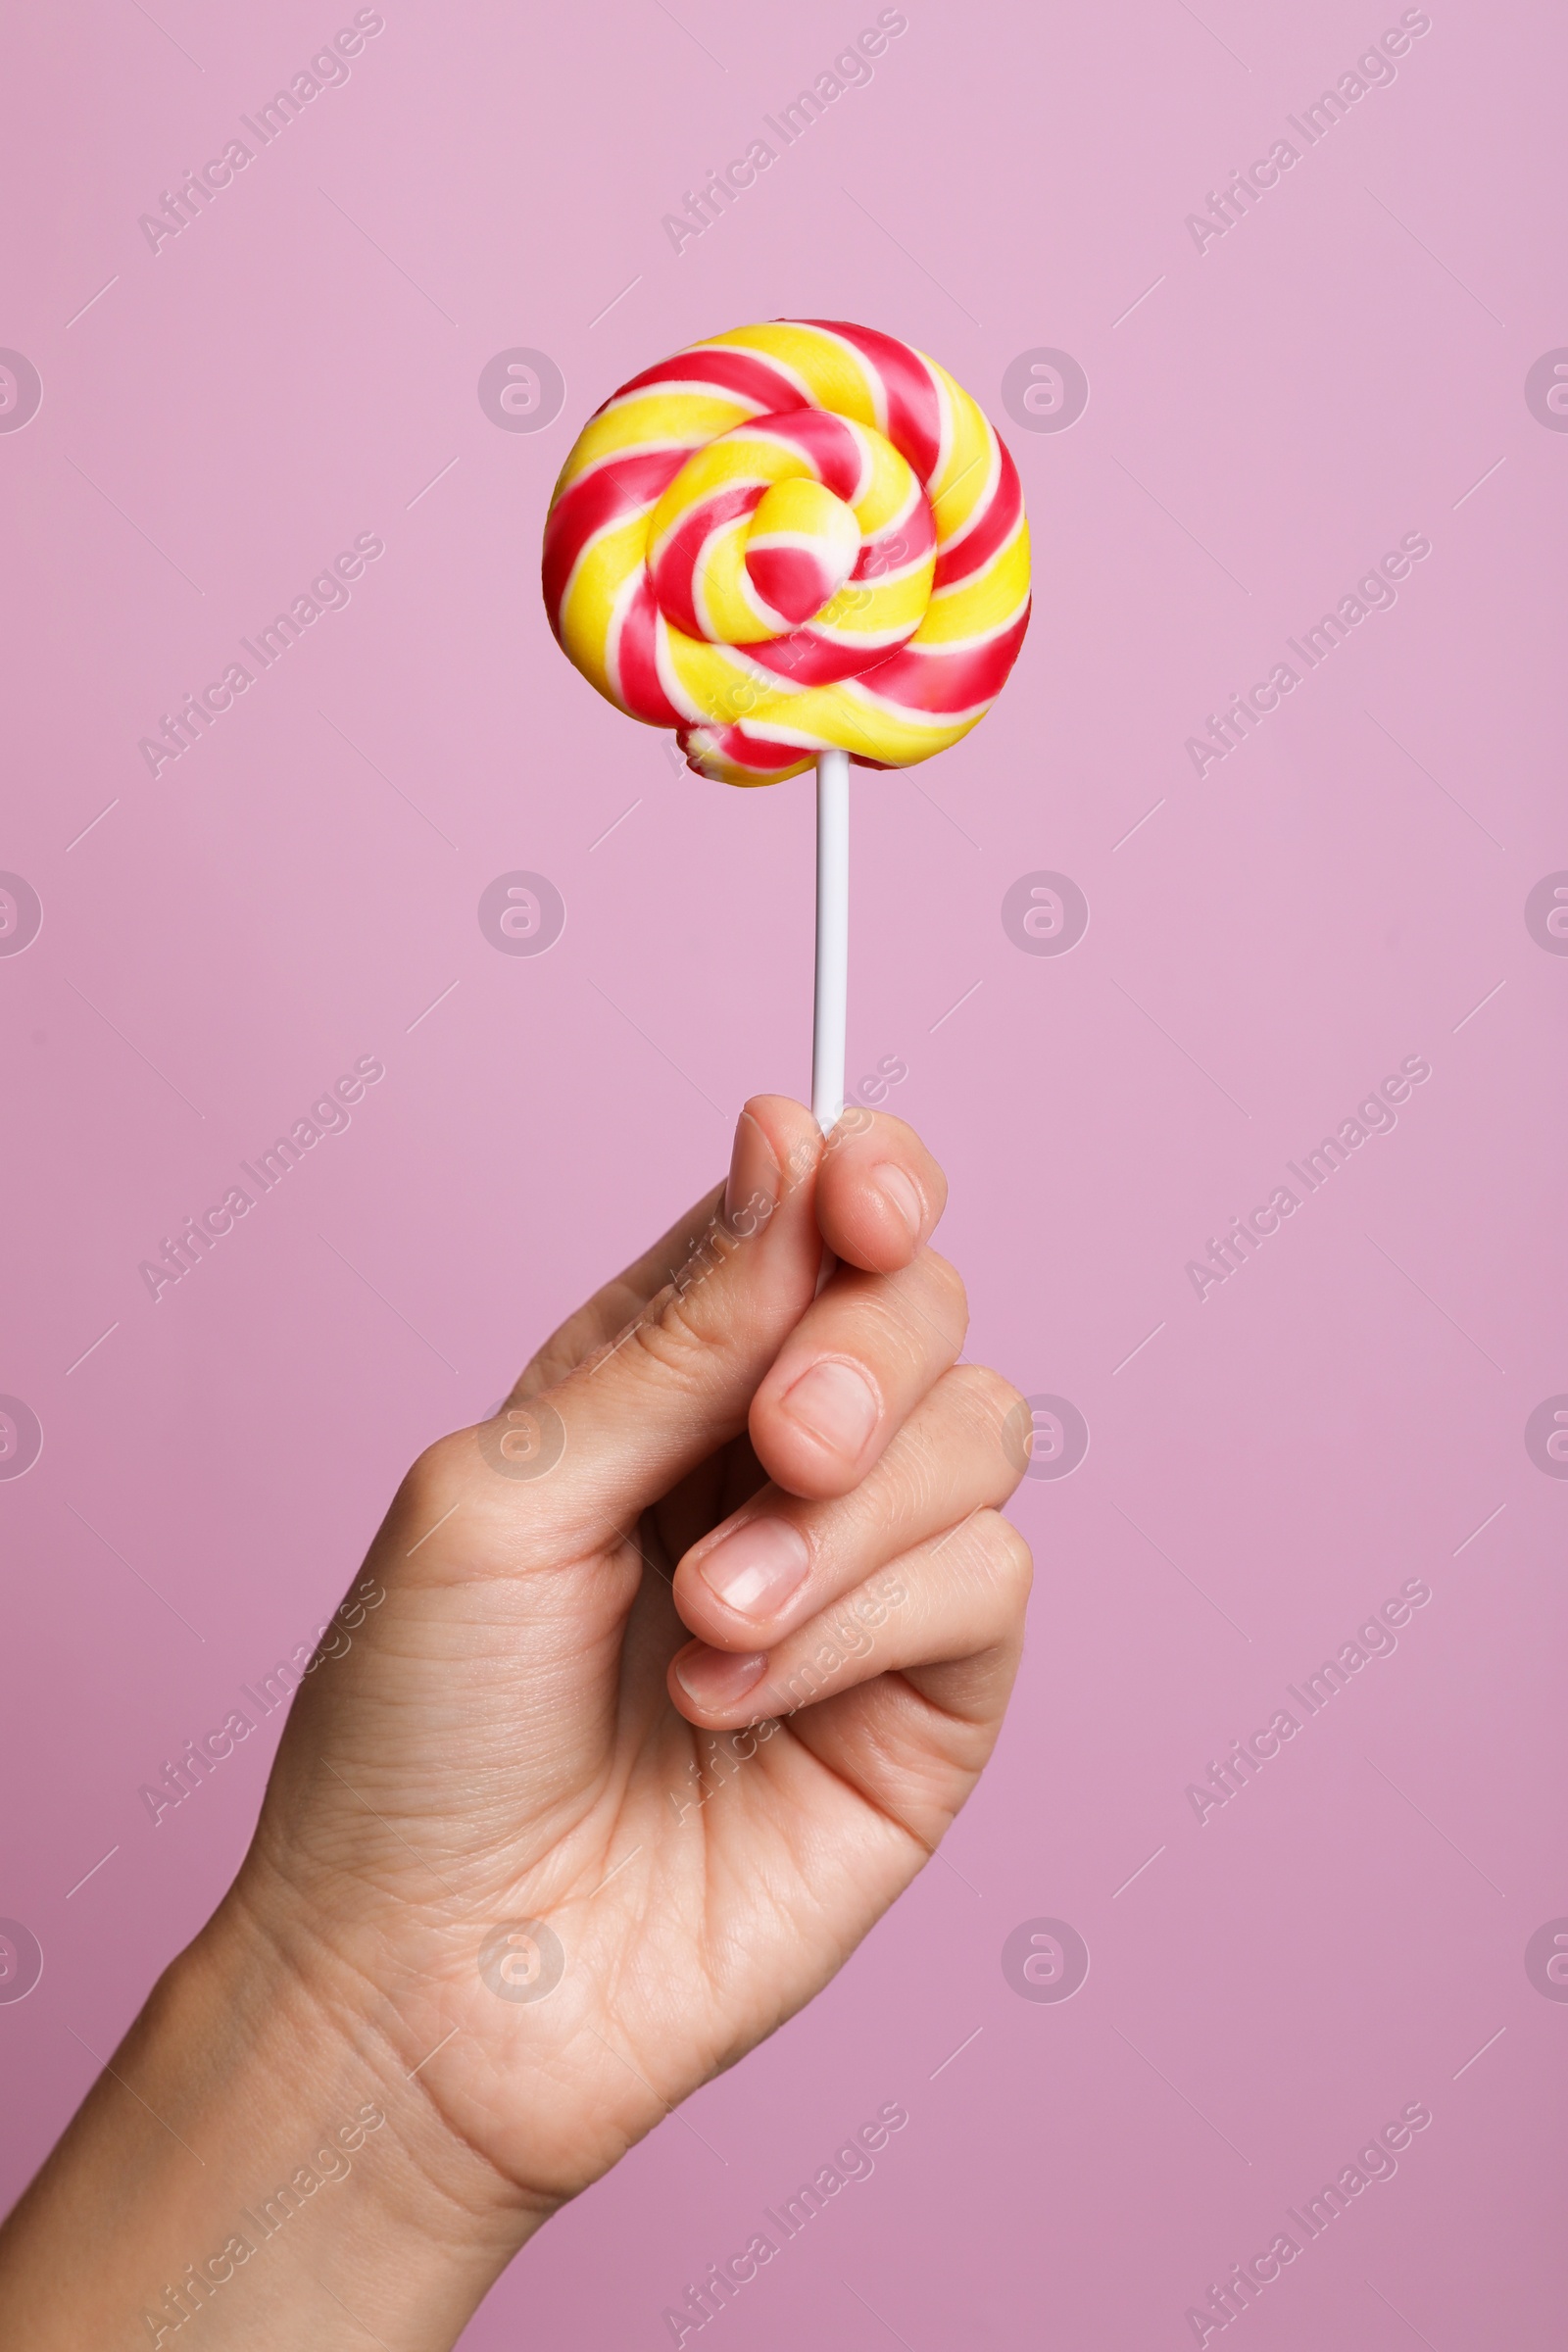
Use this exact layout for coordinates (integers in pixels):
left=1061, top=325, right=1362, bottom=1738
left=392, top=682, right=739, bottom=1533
left=240, top=1102, right=1024, bottom=2210
left=252, top=1429, right=968, bottom=2205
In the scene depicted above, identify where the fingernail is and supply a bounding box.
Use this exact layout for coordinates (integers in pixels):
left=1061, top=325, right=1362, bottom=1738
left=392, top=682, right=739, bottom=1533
left=699, top=1517, right=810, bottom=1617
left=725, top=1109, right=781, bottom=1236
left=778, top=1359, right=880, bottom=1459
left=675, top=1646, right=769, bottom=1708
left=872, top=1161, right=924, bottom=1244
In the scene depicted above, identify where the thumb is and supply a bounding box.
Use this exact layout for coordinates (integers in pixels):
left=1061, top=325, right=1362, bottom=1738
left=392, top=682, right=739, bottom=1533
left=495, top=1095, right=826, bottom=1541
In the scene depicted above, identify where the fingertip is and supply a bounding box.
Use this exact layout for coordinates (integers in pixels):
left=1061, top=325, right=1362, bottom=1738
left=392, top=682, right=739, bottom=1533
left=739, top=1093, right=819, bottom=1151
left=815, top=1108, right=947, bottom=1271
left=667, top=1642, right=769, bottom=1725
left=868, top=1161, right=927, bottom=1257
left=749, top=1406, right=871, bottom=1502
left=725, top=1095, right=821, bottom=1232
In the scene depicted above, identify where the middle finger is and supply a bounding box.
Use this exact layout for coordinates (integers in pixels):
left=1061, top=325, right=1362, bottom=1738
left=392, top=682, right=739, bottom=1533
left=747, top=1246, right=970, bottom=1501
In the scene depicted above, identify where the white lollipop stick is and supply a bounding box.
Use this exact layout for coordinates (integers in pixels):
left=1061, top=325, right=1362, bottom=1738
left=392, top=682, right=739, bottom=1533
left=811, top=748, right=851, bottom=1135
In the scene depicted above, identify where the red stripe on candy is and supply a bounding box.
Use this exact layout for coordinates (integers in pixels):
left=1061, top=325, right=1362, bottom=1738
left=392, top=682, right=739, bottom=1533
left=649, top=483, right=764, bottom=637
left=858, top=605, right=1031, bottom=715
left=799, top=318, right=944, bottom=483
left=854, top=494, right=935, bottom=581
left=932, top=441, right=1018, bottom=588
left=742, top=408, right=866, bottom=499
left=612, top=574, right=685, bottom=724
left=746, top=546, right=842, bottom=629
left=744, top=629, right=904, bottom=687
left=543, top=449, right=686, bottom=634
left=595, top=347, right=808, bottom=419
left=680, top=721, right=811, bottom=777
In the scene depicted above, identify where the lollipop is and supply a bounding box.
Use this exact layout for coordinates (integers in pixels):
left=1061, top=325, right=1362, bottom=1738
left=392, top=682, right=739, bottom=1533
left=543, top=318, right=1031, bottom=1128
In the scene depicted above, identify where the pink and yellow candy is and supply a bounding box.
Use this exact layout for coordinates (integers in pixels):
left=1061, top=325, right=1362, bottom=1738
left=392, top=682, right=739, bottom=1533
left=543, top=318, right=1031, bottom=785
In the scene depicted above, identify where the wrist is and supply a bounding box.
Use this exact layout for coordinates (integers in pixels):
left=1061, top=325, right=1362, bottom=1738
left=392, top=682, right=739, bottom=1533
left=0, top=1877, right=551, bottom=2350
left=191, top=1878, right=555, bottom=2322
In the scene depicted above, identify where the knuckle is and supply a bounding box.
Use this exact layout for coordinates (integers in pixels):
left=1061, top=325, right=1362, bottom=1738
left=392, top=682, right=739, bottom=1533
left=979, top=1509, right=1034, bottom=1600
left=914, top=1246, right=967, bottom=1318
left=390, top=1435, right=476, bottom=1555
left=896, top=1249, right=967, bottom=1357
left=405, top=1432, right=466, bottom=1507
left=627, top=1277, right=725, bottom=1390
left=989, top=1367, right=1031, bottom=1431
left=860, top=1441, right=940, bottom=1533
left=945, top=1360, right=1024, bottom=1439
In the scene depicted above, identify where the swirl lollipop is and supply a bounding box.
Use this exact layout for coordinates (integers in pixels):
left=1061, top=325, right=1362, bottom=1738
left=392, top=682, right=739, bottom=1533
left=543, top=318, right=1031, bottom=1128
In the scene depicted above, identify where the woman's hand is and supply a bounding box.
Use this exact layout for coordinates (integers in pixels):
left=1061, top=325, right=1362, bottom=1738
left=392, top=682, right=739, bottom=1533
left=0, top=1098, right=1032, bottom=2348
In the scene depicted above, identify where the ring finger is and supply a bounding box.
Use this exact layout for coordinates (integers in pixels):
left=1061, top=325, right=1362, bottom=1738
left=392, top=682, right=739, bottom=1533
left=669, top=1362, right=1024, bottom=1655
left=667, top=1504, right=1033, bottom=1727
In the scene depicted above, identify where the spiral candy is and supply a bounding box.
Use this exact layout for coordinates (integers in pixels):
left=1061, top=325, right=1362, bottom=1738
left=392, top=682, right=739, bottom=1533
left=542, top=319, right=1031, bottom=785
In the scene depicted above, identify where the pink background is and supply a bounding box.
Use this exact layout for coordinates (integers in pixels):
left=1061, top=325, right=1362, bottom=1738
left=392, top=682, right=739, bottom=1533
left=3, top=0, right=1566, bottom=2342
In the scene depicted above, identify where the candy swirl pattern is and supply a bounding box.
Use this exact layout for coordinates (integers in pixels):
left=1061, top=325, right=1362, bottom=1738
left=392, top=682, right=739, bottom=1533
left=542, top=318, right=1031, bottom=786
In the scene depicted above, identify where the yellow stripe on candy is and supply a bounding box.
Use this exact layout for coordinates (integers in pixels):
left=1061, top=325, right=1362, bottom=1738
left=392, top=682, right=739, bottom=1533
left=690, top=514, right=767, bottom=644
left=548, top=393, right=756, bottom=508
left=853, top=431, right=916, bottom=537
left=815, top=558, right=935, bottom=644
left=700, top=323, right=885, bottom=434
left=926, top=370, right=997, bottom=549
left=908, top=520, right=1032, bottom=646
left=558, top=514, right=651, bottom=703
